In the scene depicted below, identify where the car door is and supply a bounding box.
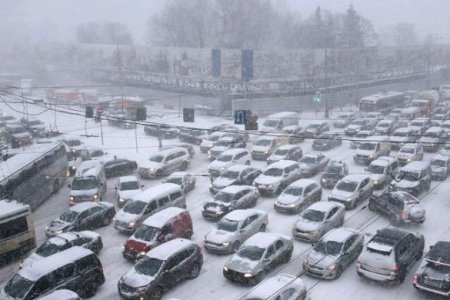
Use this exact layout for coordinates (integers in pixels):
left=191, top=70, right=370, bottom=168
left=239, top=215, right=257, bottom=240
left=240, top=189, right=253, bottom=208
left=263, top=244, right=276, bottom=272
left=303, top=184, right=314, bottom=207
left=53, top=263, right=78, bottom=293
left=341, top=235, right=358, bottom=267
left=27, top=274, right=55, bottom=299
left=402, top=234, right=420, bottom=266
left=76, top=209, right=93, bottom=230
left=325, top=207, right=339, bottom=230
left=88, top=206, right=105, bottom=228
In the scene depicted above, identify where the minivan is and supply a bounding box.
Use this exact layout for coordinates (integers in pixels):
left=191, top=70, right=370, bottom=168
left=366, top=156, right=398, bottom=189
left=138, top=147, right=190, bottom=178
left=251, top=135, right=288, bottom=160
left=1, top=247, right=105, bottom=299
left=122, top=207, right=193, bottom=261
left=390, top=161, right=431, bottom=197
left=113, top=183, right=186, bottom=233
left=69, top=160, right=107, bottom=205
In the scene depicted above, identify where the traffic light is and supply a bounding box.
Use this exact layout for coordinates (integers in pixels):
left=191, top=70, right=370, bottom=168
left=245, top=111, right=258, bottom=130
left=85, top=106, right=94, bottom=118
left=136, top=107, right=147, bottom=121
left=314, top=92, right=321, bottom=104
left=183, top=108, right=195, bottom=122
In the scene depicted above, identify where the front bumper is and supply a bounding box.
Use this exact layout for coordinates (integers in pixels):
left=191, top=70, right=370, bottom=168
left=356, top=263, right=397, bottom=282
left=113, top=221, right=136, bottom=234
left=274, top=203, right=298, bottom=214
left=204, top=240, right=233, bottom=254
left=292, top=228, right=321, bottom=242
left=303, top=263, right=337, bottom=279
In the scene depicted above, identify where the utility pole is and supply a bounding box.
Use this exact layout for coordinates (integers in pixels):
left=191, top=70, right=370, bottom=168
left=324, top=47, right=329, bottom=118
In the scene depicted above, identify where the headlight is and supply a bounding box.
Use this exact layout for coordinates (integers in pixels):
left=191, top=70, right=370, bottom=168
left=69, top=196, right=74, bottom=201
left=45, top=225, right=49, bottom=230
left=93, top=194, right=99, bottom=200
left=55, top=229, right=63, bottom=235
left=303, top=257, right=309, bottom=265
left=149, top=168, right=155, bottom=172
left=128, top=222, right=135, bottom=227
left=243, top=273, right=253, bottom=278
left=347, top=197, right=353, bottom=201
left=223, top=242, right=230, bottom=246
left=139, top=251, right=146, bottom=257
left=311, top=230, right=320, bottom=235
left=327, top=264, right=336, bottom=270
left=374, top=180, right=379, bottom=185
left=121, top=245, right=125, bottom=252
left=70, top=166, right=76, bottom=170
left=407, top=158, right=412, bottom=162
left=321, top=178, right=326, bottom=182
left=368, top=155, right=373, bottom=159
left=119, top=198, right=125, bottom=203
left=220, top=166, right=225, bottom=170
left=223, top=266, right=228, bottom=272
left=353, top=154, right=357, bottom=158
left=113, top=216, right=116, bottom=222
left=287, top=203, right=296, bottom=208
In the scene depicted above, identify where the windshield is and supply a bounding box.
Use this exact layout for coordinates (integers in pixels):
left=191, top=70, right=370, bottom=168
left=284, top=187, right=303, bottom=196
left=274, top=149, right=289, bottom=155
left=263, top=168, right=283, bottom=177
left=432, top=159, right=446, bottom=167
left=214, top=191, right=234, bottom=203
left=65, top=139, right=81, bottom=147
left=397, top=170, right=420, bottom=181
left=215, top=140, right=231, bottom=147
left=300, top=156, right=316, bottom=164
left=59, top=210, right=79, bottom=223
left=149, top=155, right=164, bottom=163
left=263, top=119, right=279, bottom=127
left=314, top=240, right=343, bottom=256
left=325, top=164, right=342, bottom=174
left=71, top=177, right=99, bottom=190
left=336, top=181, right=358, bottom=192
left=36, top=240, right=67, bottom=256
left=367, top=164, right=385, bottom=174
left=120, top=181, right=140, bottom=190
left=217, top=219, right=239, bottom=232
left=4, top=274, right=34, bottom=299
left=254, top=139, right=272, bottom=146
left=222, top=171, right=239, bottom=179
left=134, top=257, right=164, bottom=276
left=217, top=154, right=233, bottom=162
left=400, top=147, right=414, bottom=154
left=133, top=225, right=160, bottom=242
left=358, top=142, right=376, bottom=150
left=302, top=209, right=325, bottom=222
left=238, top=246, right=265, bottom=261
left=123, top=200, right=146, bottom=214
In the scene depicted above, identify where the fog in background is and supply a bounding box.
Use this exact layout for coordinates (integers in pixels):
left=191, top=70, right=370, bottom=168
left=0, top=0, right=448, bottom=47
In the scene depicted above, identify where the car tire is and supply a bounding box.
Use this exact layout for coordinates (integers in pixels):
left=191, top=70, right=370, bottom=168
left=232, top=241, right=240, bottom=253
left=259, top=224, right=266, bottom=232
left=80, top=281, right=98, bottom=298
left=368, top=201, right=377, bottom=212
left=334, top=265, right=343, bottom=280
left=189, top=263, right=201, bottom=279
left=149, top=287, right=163, bottom=300
left=180, top=161, right=188, bottom=171
left=390, top=214, right=401, bottom=227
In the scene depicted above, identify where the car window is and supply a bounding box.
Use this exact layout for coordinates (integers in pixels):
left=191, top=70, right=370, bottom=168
left=170, top=191, right=183, bottom=200
left=158, top=196, right=170, bottom=207
left=77, top=255, right=96, bottom=273
left=30, top=275, right=53, bottom=296
left=327, top=207, right=338, bottom=219
left=396, top=240, right=408, bottom=257
left=166, top=154, right=175, bottom=161
left=275, top=288, right=296, bottom=300
left=54, top=264, right=75, bottom=284
left=145, top=201, right=157, bottom=214
left=304, top=185, right=312, bottom=194
left=265, top=245, right=275, bottom=258
left=275, top=240, right=284, bottom=251
left=78, top=210, right=90, bottom=219
left=89, top=206, right=103, bottom=214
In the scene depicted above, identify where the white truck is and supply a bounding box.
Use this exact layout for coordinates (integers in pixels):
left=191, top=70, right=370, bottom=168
left=261, top=112, right=299, bottom=132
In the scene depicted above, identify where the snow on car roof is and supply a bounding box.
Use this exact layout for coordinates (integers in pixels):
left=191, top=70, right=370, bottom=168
left=133, top=183, right=182, bottom=203
left=341, top=174, right=369, bottom=182
left=69, top=201, right=101, bottom=212
left=426, top=126, right=444, bottom=133
left=267, top=160, right=298, bottom=169
left=243, top=232, right=290, bottom=249
left=431, top=154, right=450, bottom=162
left=402, top=161, right=429, bottom=172
left=36, top=289, right=80, bottom=300
left=322, top=228, right=357, bottom=243
left=289, top=179, right=316, bottom=188
left=143, top=207, right=186, bottom=228
left=370, top=156, right=396, bottom=167
left=0, top=200, right=29, bottom=219
left=224, top=209, right=266, bottom=222
left=367, top=241, right=394, bottom=253
left=19, top=247, right=93, bottom=281
left=147, top=238, right=195, bottom=260
left=220, top=185, right=255, bottom=194
left=243, top=274, right=305, bottom=299
left=307, top=201, right=344, bottom=213
left=442, top=120, right=450, bottom=125
left=119, top=175, right=139, bottom=183
left=257, top=135, right=276, bottom=141
left=226, top=164, right=252, bottom=172
left=220, top=148, right=248, bottom=155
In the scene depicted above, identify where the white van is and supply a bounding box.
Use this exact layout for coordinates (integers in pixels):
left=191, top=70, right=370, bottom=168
left=69, top=160, right=107, bottom=205
left=113, top=183, right=186, bottom=233
left=353, top=136, right=391, bottom=165
left=261, top=112, right=298, bottom=132
left=251, top=135, right=288, bottom=160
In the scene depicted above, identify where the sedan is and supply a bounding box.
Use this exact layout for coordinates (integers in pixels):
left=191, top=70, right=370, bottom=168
left=298, top=153, right=330, bottom=177
left=312, top=132, right=342, bottom=151
left=292, top=202, right=345, bottom=243
left=210, top=165, right=262, bottom=194
left=303, top=228, right=363, bottom=279
left=274, top=179, right=322, bottom=214
left=21, top=231, right=103, bottom=269
left=103, top=158, right=138, bottom=178
left=204, top=209, right=268, bottom=254
left=223, top=232, right=293, bottom=285
left=45, top=202, right=116, bottom=237
left=162, top=171, right=196, bottom=193
left=178, top=128, right=208, bottom=145
left=144, top=124, right=178, bottom=139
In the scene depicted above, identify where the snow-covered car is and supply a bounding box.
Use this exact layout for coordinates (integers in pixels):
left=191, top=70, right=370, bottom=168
left=238, top=273, right=307, bottom=300
left=283, top=125, right=304, bottom=144
left=251, top=135, right=281, bottom=160
left=253, top=160, right=302, bottom=195
left=292, top=201, right=345, bottom=243
left=160, top=144, right=195, bottom=158
left=374, top=119, right=398, bottom=135
left=267, top=144, right=303, bottom=165
left=320, top=160, right=349, bottom=189
left=312, top=131, right=342, bottom=151
left=418, top=126, right=446, bottom=152
left=345, top=118, right=373, bottom=136
left=223, top=232, right=293, bottom=285
left=365, top=156, right=398, bottom=189
left=202, top=185, right=259, bottom=221
left=390, top=161, right=431, bottom=197
left=441, top=120, right=450, bottom=138
left=103, top=158, right=138, bottom=178
left=208, top=148, right=251, bottom=176
left=203, top=209, right=268, bottom=254
left=303, top=228, right=363, bottom=279
left=397, top=144, right=424, bottom=166
left=328, top=174, right=373, bottom=210
left=439, top=144, right=450, bottom=156
left=302, top=121, right=330, bottom=138
left=200, top=131, right=231, bottom=153
left=178, top=128, right=208, bottom=145
left=365, top=111, right=383, bottom=122
left=274, top=179, right=322, bottom=214
left=430, top=154, right=450, bottom=180
left=333, top=112, right=355, bottom=128
left=409, top=117, right=431, bottom=135
left=431, top=113, right=448, bottom=126
left=389, top=127, right=420, bottom=150
left=36, top=289, right=81, bottom=300
left=138, top=147, right=190, bottom=178
left=350, top=130, right=373, bottom=149
left=162, top=171, right=196, bottom=192
left=298, top=153, right=330, bottom=177
left=116, top=175, right=143, bottom=208
left=207, top=134, right=246, bottom=161
left=353, top=136, right=391, bottom=165
left=21, top=231, right=102, bottom=269
left=144, top=124, right=178, bottom=139
left=210, top=165, right=262, bottom=194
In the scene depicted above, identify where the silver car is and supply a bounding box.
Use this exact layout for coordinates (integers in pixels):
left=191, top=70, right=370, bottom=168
left=239, top=274, right=307, bottom=300
left=253, top=160, right=302, bottom=196
left=292, top=202, right=345, bottom=242
left=274, top=179, right=322, bottom=214
left=223, top=232, right=293, bottom=285
left=298, top=153, right=330, bottom=177
left=328, top=174, right=373, bottom=210
left=204, top=209, right=268, bottom=254
left=162, top=171, right=196, bottom=192
left=303, top=228, right=364, bottom=279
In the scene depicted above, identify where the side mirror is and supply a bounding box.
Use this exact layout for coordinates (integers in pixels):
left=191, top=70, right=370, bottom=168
left=68, top=184, right=71, bottom=188
left=140, top=185, right=144, bottom=188
left=115, top=187, right=118, bottom=190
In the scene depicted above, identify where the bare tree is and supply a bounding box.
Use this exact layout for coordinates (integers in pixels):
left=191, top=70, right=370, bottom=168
left=392, top=23, right=418, bottom=46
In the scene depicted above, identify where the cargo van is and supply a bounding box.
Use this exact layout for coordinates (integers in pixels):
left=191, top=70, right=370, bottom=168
left=122, top=207, right=193, bottom=261
left=113, top=183, right=186, bottom=233
left=69, top=160, right=107, bottom=205
left=353, top=136, right=391, bottom=165
left=261, top=112, right=298, bottom=132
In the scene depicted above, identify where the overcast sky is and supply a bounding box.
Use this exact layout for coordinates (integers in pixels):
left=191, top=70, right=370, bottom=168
left=1, top=0, right=448, bottom=45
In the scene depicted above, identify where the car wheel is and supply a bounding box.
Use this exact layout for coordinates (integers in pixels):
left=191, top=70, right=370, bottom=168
left=102, top=215, right=111, bottom=226
left=390, top=214, right=401, bottom=227
left=155, top=169, right=163, bottom=177
left=232, top=241, right=241, bottom=253
left=334, top=265, right=343, bottom=280
left=245, top=160, right=250, bottom=165
left=189, top=263, right=201, bottom=279
left=368, top=201, right=377, bottom=211
left=259, top=224, right=266, bottom=232
left=52, top=179, right=60, bottom=194
left=149, top=287, right=163, bottom=300
left=180, top=161, right=188, bottom=171
left=80, top=281, right=98, bottom=298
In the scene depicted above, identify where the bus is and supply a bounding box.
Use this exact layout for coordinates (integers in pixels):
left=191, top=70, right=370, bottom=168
left=359, top=91, right=405, bottom=114
left=0, top=200, right=36, bottom=263
left=0, top=142, right=68, bottom=210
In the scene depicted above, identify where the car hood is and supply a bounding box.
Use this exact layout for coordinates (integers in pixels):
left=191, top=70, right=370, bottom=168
left=205, top=229, right=236, bottom=244
left=431, top=166, right=446, bottom=173
left=439, top=149, right=450, bottom=156
left=210, top=146, right=228, bottom=153
left=294, top=218, right=322, bottom=232
left=115, top=210, right=140, bottom=223
left=252, top=145, right=271, bottom=152
left=306, top=249, right=339, bottom=269
left=254, top=175, right=280, bottom=185
left=122, top=268, right=156, bottom=288
left=355, top=149, right=375, bottom=156
left=390, top=136, right=408, bottom=143
left=369, top=174, right=385, bottom=182
left=119, top=189, right=141, bottom=200
left=204, top=201, right=230, bottom=211
left=21, top=252, right=43, bottom=269
left=420, top=137, right=439, bottom=143
left=397, top=152, right=413, bottom=159
left=70, top=189, right=98, bottom=197
left=330, top=189, right=354, bottom=200
left=124, top=237, right=156, bottom=252
left=268, top=154, right=286, bottom=161
left=47, top=219, right=72, bottom=232
left=277, top=194, right=303, bottom=205
left=213, top=177, right=236, bottom=189
left=299, top=163, right=313, bottom=170
left=392, top=180, right=418, bottom=189
left=226, top=256, right=260, bottom=274
left=201, top=140, right=214, bottom=147
left=209, top=160, right=230, bottom=170
left=139, top=161, right=163, bottom=169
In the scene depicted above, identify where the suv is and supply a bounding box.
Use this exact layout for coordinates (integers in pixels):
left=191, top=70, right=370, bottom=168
left=267, top=144, right=303, bottom=165
left=208, top=134, right=246, bottom=161
left=274, top=179, right=322, bottom=214
left=430, top=155, right=450, bottom=180
left=138, top=147, right=190, bottom=178
left=413, top=241, right=450, bottom=297
left=333, top=112, right=355, bottom=128
left=118, top=239, right=203, bottom=300
left=115, top=176, right=143, bottom=208
left=210, top=165, right=262, bottom=194
left=208, top=148, right=251, bottom=176
left=320, top=161, right=349, bottom=189
left=312, top=131, right=342, bottom=151
left=357, top=228, right=424, bottom=283
left=353, top=136, right=391, bottom=165
left=328, top=174, right=373, bottom=210
left=298, top=153, right=330, bottom=177
left=397, top=144, right=424, bottom=166
left=253, top=160, right=302, bottom=195
left=303, top=121, right=330, bottom=138
left=1, top=247, right=105, bottom=299
left=366, top=156, right=398, bottom=189
left=368, top=191, right=426, bottom=226
left=418, top=127, right=446, bottom=152
left=390, top=161, right=431, bottom=197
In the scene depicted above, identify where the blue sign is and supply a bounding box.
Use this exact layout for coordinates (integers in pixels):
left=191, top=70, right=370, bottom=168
left=234, top=110, right=247, bottom=125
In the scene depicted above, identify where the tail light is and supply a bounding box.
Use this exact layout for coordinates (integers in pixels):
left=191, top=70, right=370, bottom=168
left=413, top=274, right=419, bottom=284
left=391, top=264, right=399, bottom=271
left=98, top=260, right=103, bottom=272
left=400, top=210, right=408, bottom=219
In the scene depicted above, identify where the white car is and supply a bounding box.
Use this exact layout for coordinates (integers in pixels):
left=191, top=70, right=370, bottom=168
left=239, top=274, right=307, bottom=300
left=274, top=179, right=322, bottom=214
left=116, top=176, right=143, bottom=208
left=208, top=148, right=251, bottom=176
left=253, top=160, right=302, bottom=195
left=397, top=144, right=424, bottom=166
left=328, top=174, right=373, bottom=210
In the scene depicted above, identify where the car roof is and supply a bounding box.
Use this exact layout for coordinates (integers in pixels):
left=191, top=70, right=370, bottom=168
left=431, top=154, right=450, bottom=162
left=69, top=202, right=101, bottom=212
left=243, top=274, right=305, bottom=299
left=35, top=289, right=80, bottom=300
left=133, top=183, right=182, bottom=203
left=147, top=238, right=195, bottom=260
left=321, top=228, right=357, bottom=243
left=257, top=135, right=276, bottom=141
left=267, top=160, right=298, bottom=169
left=288, top=179, right=317, bottom=188
left=401, top=161, right=429, bottom=172
left=275, top=144, right=300, bottom=151
left=143, top=207, right=187, bottom=228
left=226, top=164, right=253, bottom=172
left=167, top=171, right=191, bottom=178
left=243, top=232, right=290, bottom=249
left=370, top=156, right=396, bottom=167
left=341, top=174, right=369, bottom=182
left=395, top=127, right=416, bottom=133
left=220, top=148, right=248, bottom=155
left=224, top=209, right=266, bottom=222
left=119, top=175, right=139, bottom=183
left=371, top=228, right=410, bottom=247
left=307, top=201, right=344, bottom=213
left=156, top=147, right=188, bottom=155
left=425, top=126, right=443, bottom=133
left=220, top=185, right=255, bottom=194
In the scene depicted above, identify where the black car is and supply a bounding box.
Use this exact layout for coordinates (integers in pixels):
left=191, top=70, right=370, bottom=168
left=320, top=161, right=349, bottom=189
left=414, top=241, right=450, bottom=297
left=45, top=202, right=116, bottom=237
left=178, top=128, right=207, bottom=145
left=103, top=158, right=138, bottom=178
left=144, top=124, right=178, bottom=139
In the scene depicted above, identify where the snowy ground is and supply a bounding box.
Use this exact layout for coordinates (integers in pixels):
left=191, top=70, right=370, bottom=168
left=0, top=99, right=447, bottom=300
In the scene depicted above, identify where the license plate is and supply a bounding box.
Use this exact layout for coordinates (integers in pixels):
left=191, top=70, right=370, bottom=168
left=424, top=278, right=443, bottom=288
